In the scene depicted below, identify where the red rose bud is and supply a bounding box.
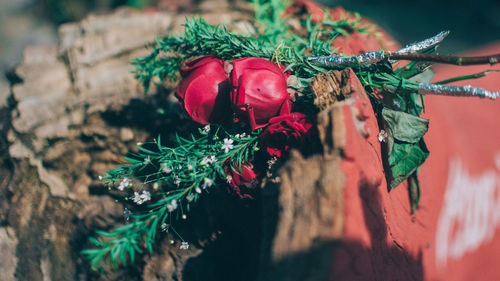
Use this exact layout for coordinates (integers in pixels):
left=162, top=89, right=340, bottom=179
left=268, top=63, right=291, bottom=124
left=176, top=55, right=230, bottom=125
left=260, top=113, right=313, bottom=158
left=230, top=57, right=292, bottom=130
left=225, top=163, right=258, bottom=198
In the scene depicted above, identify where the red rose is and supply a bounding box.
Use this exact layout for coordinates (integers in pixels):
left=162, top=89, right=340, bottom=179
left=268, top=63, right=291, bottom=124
left=260, top=113, right=313, bottom=158
left=230, top=57, right=292, bottom=130
left=176, top=55, right=230, bottom=124
left=225, top=163, right=258, bottom=198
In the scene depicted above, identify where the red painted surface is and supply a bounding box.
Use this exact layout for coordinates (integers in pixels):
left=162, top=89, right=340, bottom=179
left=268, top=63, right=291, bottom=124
left=331, top=43, right=500, bottom=280
left=419, top=43, right=500, bottom=281
left=331, top=69, right=423, bottom=281
left=289, top=2, right=500, bottom=279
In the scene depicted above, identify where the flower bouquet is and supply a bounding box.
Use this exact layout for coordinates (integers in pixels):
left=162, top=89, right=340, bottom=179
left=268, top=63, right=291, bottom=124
left=82, top=0, right=499, bottom=271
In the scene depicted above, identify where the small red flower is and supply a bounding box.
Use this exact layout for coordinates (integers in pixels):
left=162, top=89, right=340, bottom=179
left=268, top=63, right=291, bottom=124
left=176, top=55, right=230, bottom=124
left=225, top=163, right=258, bottom=198
left=260, top=113, right=313, bottom=158
left=230, top=57, right=292, bottom=130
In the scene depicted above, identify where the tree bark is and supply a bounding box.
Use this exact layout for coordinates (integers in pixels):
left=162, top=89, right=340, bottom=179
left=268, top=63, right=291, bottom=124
left=0, top=2, right=414, bottom=281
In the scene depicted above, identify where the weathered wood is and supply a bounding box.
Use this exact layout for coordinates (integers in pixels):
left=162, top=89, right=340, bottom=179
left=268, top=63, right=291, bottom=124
left=0, top=1, right=401, bottom=280
left=0, top=2, right=259, bottom=280
left=259, top=68, right=386, bottom=281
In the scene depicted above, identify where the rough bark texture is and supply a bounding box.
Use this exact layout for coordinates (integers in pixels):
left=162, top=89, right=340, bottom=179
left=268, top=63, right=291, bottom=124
left=0, top=1, right=401, bottom=280
left=0, top=2, right=257, bottom=280
left=311, top=69, right=352, bottom=110
left=258, top=68, right=394, bottom=281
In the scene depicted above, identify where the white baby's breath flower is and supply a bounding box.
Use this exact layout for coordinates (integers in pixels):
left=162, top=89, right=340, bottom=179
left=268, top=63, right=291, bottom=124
left=201, top=155, right=217, bottom=166
left=180, top=242, right=189, bottom=250
left=140, top=190, right=151, bottom=203
left=132, top=192, right=144, bottom=205
left=182, top=214, right=187, bottom=220
left=162, top=163, right=172, bottom=174
left=195, top=187, right=202, bottom=194
left=98, top=175, right=103, bottom=181
left=221, top=138, right=234, bottom=153
left=235, top=134, right=240, bottom=138
left=378, top=130, right=388, bottom=143
left=117, top=177, right=131, bottom=191
left=226, top=175, right=233, bottom=184
left=186, top=193, right=195, bottom=202
left=202, top=178, right=214, bottom=189
left=143, top=156, right=151, bottom=164
left=202, top=125, right=210, bottom=133
left=117, top=183, right=125, bottom=191
left=174, top=176, right=181, bottom=186
left=167, top=199, right=178, bottom=212
left=201, top=157, right=210, bottom=166
left=132, top=190, right=151, bottom=205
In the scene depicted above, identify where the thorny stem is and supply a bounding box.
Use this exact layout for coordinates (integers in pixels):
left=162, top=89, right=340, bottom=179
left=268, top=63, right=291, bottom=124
left=387, top=52, right=500, bottom=66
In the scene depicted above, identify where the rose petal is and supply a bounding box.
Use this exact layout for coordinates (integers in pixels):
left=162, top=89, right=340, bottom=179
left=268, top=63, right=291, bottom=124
left=230, top=57, right=291, bottom=130
left=176, top=55, right=230, bottom=124
left=260, top=113, right=313, bottom=157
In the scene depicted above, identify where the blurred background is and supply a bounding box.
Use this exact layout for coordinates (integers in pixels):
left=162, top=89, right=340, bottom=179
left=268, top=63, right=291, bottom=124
left=1, top=0, right=499, bottom=91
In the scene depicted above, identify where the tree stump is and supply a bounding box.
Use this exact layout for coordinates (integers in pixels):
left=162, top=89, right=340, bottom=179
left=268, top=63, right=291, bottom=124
left=0, top=1, right=455, bottom=281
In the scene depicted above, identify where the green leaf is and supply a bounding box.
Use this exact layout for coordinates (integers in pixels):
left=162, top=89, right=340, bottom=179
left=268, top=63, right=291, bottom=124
left=80, top=248, right=101, bottom=255
left=129, top=247, right=136, bottom=263
left=123, top=156, right=141, bottom=163
left=382, top=108, right=429, bottom=144
left=388, top=140, right=429, bottom=189
left=407, top=172, right=421, bottom=213
left=88, top=236, right=105, bottom=246
left=137, top=145, right=159, bottom=155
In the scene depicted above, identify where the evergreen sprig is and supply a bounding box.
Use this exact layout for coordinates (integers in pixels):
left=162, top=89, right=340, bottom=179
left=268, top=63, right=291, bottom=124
left=252, top=0, right=291, bottom=43
left=132, top=5, right=371, bottom=92
left=83, top=125, right=259, bottom=271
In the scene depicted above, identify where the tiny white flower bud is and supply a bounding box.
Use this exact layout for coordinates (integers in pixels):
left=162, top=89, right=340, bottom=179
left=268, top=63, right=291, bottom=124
left=180, top=242, right=189, bottom=250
